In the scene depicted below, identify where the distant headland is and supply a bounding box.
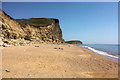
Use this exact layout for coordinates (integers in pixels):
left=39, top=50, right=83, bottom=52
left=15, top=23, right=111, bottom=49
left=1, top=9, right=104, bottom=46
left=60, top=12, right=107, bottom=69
left=65, top=40, right=82, bottom=45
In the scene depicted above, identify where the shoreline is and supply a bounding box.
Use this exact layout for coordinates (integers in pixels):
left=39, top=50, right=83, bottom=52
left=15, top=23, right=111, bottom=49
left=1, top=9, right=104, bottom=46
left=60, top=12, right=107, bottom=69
left=2, top=43, right=118, bottom=78
left=78, top=45, right=119, bottom=62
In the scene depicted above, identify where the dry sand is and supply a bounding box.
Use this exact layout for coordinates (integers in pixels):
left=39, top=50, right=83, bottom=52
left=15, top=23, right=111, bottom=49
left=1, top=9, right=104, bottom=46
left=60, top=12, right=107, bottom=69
left=1, top=43, right=118, bottom=78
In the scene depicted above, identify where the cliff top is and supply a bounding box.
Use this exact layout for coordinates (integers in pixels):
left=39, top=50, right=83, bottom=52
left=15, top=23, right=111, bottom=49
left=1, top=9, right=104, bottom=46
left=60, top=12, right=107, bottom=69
left=65, top=40, right=82, bottom=44
left=15, top=18, right=59, bottom=27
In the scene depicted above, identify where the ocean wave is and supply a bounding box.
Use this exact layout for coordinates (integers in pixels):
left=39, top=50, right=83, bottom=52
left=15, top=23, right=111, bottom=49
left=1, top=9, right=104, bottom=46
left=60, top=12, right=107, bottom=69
left=80, top=46, right=118, bottom=59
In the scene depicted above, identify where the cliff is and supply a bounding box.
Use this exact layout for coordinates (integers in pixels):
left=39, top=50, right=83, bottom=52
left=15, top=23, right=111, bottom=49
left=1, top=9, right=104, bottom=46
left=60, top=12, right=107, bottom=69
left=65, top=40, right=82, bottom=45
left=0, top=10, right=64, bottom=46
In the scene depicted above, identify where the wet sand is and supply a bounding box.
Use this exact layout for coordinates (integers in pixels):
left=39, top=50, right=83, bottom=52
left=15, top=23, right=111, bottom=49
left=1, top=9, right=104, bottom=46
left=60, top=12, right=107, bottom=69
left=2, top=43, right=118, bottom=78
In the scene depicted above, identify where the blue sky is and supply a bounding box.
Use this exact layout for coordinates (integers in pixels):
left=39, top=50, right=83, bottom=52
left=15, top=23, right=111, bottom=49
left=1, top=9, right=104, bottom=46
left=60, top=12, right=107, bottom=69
left=2, top=2, right=118, bottom=44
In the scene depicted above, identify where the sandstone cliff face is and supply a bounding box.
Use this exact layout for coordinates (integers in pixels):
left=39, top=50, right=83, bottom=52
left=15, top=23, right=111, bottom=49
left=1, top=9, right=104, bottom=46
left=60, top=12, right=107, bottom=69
left=0, top=10, right=64, bottom=46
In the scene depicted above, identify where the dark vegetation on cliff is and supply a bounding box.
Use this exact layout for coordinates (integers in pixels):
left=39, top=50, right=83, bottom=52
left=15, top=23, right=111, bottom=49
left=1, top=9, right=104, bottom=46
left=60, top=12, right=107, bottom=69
left=65, top=40, right=82, bottom=44
left=15, top=18, right=59, bottom=27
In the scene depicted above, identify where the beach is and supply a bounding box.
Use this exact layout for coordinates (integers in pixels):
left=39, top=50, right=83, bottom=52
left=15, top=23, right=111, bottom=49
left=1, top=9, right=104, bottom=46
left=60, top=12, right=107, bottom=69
left=2, top=43, right=118, bottom=78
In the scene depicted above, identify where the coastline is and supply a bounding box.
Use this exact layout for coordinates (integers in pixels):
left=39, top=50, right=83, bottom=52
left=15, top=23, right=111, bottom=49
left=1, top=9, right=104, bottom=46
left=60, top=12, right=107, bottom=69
left=2, top=43, right=118, bottom=78
left=78, top=45, right=119, bottom=62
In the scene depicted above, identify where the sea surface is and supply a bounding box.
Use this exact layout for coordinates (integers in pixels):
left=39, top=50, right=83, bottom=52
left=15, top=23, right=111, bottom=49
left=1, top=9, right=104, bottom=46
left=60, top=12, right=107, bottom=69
left=78, top=44, right=119, bottom=62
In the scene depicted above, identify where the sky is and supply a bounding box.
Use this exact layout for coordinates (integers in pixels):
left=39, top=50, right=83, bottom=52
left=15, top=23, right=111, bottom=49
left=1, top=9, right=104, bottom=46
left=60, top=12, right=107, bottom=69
left=1, top=0, right=120, bottom=2
left=2, top=2, right=118, bottom=44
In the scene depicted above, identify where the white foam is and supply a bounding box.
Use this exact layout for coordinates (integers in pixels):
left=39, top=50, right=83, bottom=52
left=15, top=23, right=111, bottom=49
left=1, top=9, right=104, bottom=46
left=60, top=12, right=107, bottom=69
left=81, top=46, right=118, bottom=59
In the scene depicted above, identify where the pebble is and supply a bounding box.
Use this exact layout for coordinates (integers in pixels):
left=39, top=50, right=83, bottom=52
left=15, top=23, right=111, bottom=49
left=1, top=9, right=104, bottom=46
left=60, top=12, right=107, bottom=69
left=54, top=47, right=63, bottom=50
left=5, top=70, right=10, bottom=72
left=54, top=48, right=57, bottom=49
left=35, top=46, right=39, bottom=47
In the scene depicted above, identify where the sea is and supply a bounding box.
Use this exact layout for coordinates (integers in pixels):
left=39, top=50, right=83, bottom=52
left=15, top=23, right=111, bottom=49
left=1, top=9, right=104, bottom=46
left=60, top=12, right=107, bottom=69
left=78, top=44, right=119, bottom=62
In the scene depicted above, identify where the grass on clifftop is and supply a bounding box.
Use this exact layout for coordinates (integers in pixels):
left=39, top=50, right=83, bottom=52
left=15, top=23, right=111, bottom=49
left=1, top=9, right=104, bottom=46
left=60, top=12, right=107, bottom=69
left=15, top=18, right=54, bottom=27
left=65, top=40, right=82, bottom=44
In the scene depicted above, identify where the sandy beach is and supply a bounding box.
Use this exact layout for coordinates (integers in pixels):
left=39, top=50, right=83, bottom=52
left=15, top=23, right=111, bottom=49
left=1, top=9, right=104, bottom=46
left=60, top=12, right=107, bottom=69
left=2, top=43, right=118, bottom=78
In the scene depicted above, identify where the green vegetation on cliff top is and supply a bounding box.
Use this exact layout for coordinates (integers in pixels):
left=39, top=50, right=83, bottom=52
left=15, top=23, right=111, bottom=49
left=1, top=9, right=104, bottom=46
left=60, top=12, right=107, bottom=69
left=65, top=40, right=82, bottom=44
left=16, top=18, right=57, bottom=27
